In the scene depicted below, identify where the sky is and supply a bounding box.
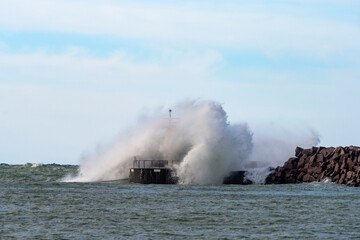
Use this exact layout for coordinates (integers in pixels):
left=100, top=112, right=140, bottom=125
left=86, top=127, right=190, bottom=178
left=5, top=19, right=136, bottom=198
left=0, top=0, right=359, bottom=164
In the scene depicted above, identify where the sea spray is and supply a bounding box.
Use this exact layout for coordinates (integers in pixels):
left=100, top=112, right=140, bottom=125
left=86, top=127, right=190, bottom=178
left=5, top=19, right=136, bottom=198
left=64, top=100, right=253, bottom=183
left=246, top=127, right=320, bottom=169
left=64, top=100, right=320, bottom=184
left=244, top=167, right=275, bottom=184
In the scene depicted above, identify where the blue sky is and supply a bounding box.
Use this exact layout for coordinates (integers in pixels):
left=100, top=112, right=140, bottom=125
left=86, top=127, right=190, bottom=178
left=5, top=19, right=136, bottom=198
left=0, top=0, right=359, bottom=164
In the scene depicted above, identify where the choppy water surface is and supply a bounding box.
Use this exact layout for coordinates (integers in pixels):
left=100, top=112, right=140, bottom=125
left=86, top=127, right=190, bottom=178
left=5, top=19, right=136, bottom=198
left=1, top=164, right=360, bottom=239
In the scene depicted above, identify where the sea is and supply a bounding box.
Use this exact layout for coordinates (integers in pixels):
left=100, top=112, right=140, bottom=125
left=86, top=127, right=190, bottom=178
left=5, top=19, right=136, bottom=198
left=1, top=164, right=360, bottom=239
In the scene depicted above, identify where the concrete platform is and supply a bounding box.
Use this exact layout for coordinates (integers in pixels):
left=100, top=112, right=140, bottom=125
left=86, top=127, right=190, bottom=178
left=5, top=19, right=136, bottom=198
left=222, top=171, right=252, bottom=184
left=129, top=168, right=178, bottom=184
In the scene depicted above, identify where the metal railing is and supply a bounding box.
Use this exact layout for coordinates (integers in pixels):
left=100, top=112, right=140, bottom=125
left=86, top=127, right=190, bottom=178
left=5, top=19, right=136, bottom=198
left=132, top=160, right=169, bottom=169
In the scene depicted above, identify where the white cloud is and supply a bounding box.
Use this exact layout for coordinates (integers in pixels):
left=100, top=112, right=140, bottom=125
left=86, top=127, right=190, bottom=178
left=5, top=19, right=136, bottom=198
left=0, top=49, right=221, bottom=86
left=0, top=0, right=359, bottom=58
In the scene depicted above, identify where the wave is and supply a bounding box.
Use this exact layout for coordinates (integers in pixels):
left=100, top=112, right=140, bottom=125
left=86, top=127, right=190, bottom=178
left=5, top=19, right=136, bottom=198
left=63, top=100, right=319, bottom=184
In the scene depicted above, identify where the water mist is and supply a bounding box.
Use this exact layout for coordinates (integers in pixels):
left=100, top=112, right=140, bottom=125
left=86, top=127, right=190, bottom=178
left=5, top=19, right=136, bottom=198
left=63, top=100, right=319, bottom=184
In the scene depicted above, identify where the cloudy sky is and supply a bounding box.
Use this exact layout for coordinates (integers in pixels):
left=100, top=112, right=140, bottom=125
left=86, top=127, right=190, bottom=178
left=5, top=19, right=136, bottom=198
left=1, top=0, right=359, bottom=164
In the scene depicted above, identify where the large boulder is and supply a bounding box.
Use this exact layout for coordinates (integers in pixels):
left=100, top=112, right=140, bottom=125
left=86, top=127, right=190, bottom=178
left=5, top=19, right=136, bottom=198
left=266, top=146, right=360, bottom=187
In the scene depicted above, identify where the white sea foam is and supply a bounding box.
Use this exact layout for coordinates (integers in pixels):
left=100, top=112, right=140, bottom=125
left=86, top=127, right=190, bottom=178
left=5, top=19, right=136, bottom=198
left=321, top=177, right=332, bottom=184
left=63, top=100, right=319, bottom=184
left=244, top=167, right=275, bottom=184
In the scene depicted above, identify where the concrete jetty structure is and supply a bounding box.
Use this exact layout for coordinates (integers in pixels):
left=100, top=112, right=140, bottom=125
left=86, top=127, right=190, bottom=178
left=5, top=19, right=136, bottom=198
left=222, top=171, right=252, bottom=184
left=129, top=159, right=178, bottom=184
left=129, top=158, right=252, bottom=184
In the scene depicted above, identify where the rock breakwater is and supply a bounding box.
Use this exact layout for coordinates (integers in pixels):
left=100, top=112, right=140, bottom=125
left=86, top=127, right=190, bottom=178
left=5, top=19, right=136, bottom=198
left=266, top=146, right=360, bottom=186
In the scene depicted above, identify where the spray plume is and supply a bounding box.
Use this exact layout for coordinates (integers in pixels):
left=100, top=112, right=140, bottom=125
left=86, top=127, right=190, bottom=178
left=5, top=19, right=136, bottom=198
left=63, top=100, right=319, bottom=184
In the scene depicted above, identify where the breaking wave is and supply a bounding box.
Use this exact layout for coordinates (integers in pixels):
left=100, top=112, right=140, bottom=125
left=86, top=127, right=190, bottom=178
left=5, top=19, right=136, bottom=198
left=63, top=100, right=319, bottom=184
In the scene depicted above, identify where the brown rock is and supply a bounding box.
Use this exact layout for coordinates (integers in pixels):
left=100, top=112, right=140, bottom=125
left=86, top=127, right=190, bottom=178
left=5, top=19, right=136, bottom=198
left=309, top=155, right=316, bottom=165
left=302, top=148, right=312, bottom=156
left=311, top=147, right=318, bottom=154
left=354, top=173, right=359, bottom=180
left=349, top=151, right=356, bottom=159
left=327, top=161, right=335, bottom=169
left=302, top=174, right=310, bottom=182
left=321, top=162, right=330, bottom=171
left=312, top=162, right=322, bottom=167
left=291, top=157, right=299, bottom=165
left=312, top=173, right=320, bottom=179
left=297, top=158, right=305, bottom=168
left=320, top=147, right=335, bottom=158
left=349, top=146, right=360, bottom=151
left=295, top=146, right=304, bottom=158
left=346, top=171, right=354, bottom=180
left=323, top=167, right=332, bottom=176
left=287, top=177, right=297, bottom=183
left=336, top=147, right=345, bottom=155
left=297, top=172, right=305, bottom=180
left=339, top=154, right=348, bottom=164
left=283, top=160, right=294, bottom=170
left=311, top=167, right=322, bottom=174
left=316, top=153, right=324, bottom=163
left=317, top=147, right=325, bottom=153
left=330, top=153, right=341, bottom=162
left=338, top=173, right=346, bottom=184
left=302, top=174, right=315, bottom=182
left=285, top=170, right=293, bottom=178
left=340, top=160, right=346, bottom=170
left=346, top=158, right=354, bottom=170
left=329, top=170, right=337, bottom=178
left=298, top=168, right=306, bottom=172
left=347, top=180, right=355, bottom=186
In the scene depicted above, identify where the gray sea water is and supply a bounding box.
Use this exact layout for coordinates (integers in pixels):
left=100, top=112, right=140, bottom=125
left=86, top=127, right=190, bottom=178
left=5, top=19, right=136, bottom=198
left=1, top=164, right=360, bottom=239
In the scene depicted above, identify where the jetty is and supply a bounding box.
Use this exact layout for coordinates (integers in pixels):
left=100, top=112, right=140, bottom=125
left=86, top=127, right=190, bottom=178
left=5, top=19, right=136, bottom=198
left=129, top=158, right=252, bottom=184
left=129, top=159, right=178, bottom=184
